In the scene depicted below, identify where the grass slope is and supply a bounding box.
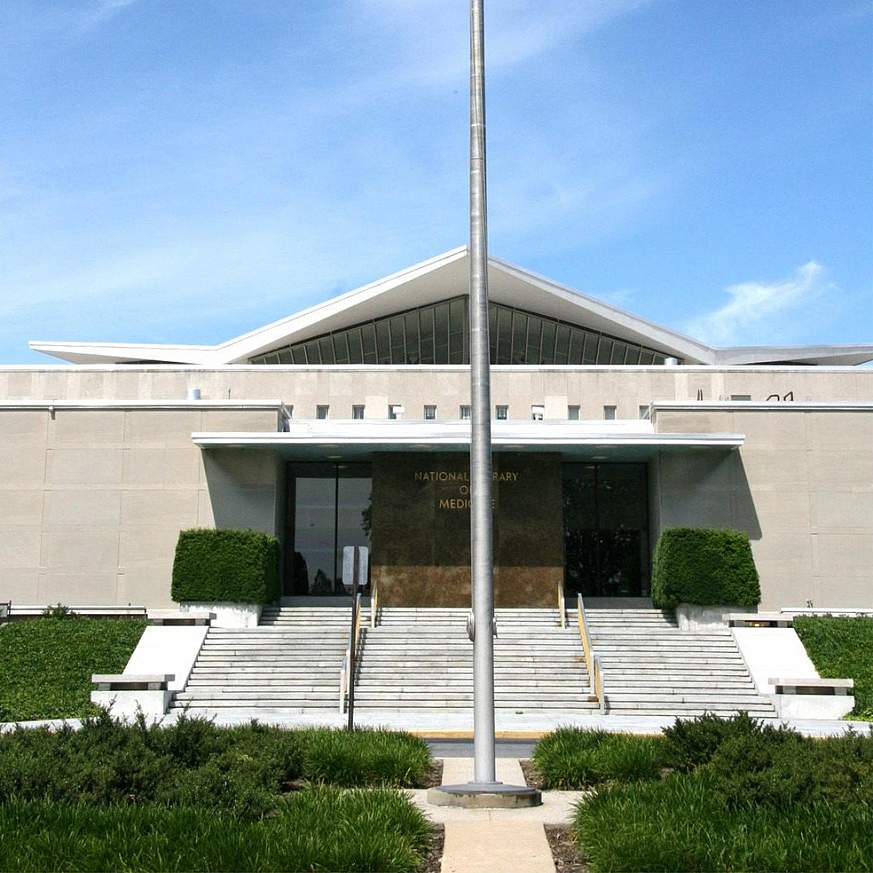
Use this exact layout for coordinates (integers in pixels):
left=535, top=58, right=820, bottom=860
left=0, top=618, right=146, bottom=722
left=794, top=616, right=873, bottom=720
left=0, top=788, right=434, bottom=873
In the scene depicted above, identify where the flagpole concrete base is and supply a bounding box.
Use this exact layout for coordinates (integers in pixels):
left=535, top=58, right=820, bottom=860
left=427, top=782, right=542, bottom=808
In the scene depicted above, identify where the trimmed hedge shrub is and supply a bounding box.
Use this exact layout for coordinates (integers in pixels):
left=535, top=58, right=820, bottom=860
left=172, top=528, right=280, bottom=604
left=651, top=527, right=760, bottom=609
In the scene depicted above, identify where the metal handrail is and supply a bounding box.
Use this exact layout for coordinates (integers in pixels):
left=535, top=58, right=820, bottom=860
left=370, top=578, right=379, bottom=629
left=557, top=583, right=566, bottom=628
left=340, top=591, right=364, bottom=719
left=576, top=594, right=606, bottom=714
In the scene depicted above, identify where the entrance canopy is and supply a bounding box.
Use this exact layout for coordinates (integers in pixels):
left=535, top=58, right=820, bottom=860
left=192, top=419, right=743, bottom=461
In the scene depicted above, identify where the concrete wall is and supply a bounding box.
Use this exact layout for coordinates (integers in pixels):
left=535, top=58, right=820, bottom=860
left=0, top=405, right=282, bottom=607
left=652, top=407, right=873, bottom=610
left=0, top=365, right=870, bottom=420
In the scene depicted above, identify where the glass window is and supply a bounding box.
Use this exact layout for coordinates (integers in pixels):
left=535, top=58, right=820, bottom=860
left=434, top=302, right=450, bottom=363
left=495, top=404, right=508, bottom=420
left=419, top=307, right=435, bottom=364
left=554, top=324, right=570, bottom=364
left=424, top=405, right=437, bottom=420
left=540, top=320, right=557, bottom=364
left=316, top=404, right=329, bottom=419
left=511, top=311, right=528, bottom=363
left=251, top=297, right=678, bottom=367
left=459, top=404, right=471, bottom=420
left=568, top=405, right=580, bottom=421
left=531, top=405, right=545, bottom=421
left=596, top=338, right=614, bottom=365
left=352, top=405, right=365, bottom=420
left=361, top=323, right=378, bottom=364
left=388, top=404, right=403, bottom=420
left=639, top=405, right=649, bottom=419
left=603, top=405, right=616, bottom=421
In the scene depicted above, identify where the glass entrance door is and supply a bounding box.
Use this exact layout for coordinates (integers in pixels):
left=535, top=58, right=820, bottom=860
left=562, top=463, right=649, bottom=597
left=287, top=462, right=371, bottom=595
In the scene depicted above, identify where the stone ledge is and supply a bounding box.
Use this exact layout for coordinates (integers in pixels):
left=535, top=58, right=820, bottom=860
left=729, top=612, right=793, bottom=628
left=771, top=677, right=854, bottom=695
left=147, top=609, right=212, bottom=626
left=92, top=673, right=175, bottom=691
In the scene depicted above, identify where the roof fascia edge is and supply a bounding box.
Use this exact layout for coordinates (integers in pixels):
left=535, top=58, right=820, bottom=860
left=215, top=246, right=469, bottom=363
left=488, top=255, right=715, bottom=364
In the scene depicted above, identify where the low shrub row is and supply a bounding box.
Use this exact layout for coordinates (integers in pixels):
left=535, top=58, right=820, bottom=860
left=0, top=711, right=433, bottom=819
left=0, top=617, right=147, bottom=722
left=0, top=789, right=433, bottom=873
left=794, top=615, right=873, bottom=720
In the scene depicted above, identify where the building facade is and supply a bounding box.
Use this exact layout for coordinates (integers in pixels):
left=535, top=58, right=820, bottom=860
left=2, top=248, right=872, bottom=610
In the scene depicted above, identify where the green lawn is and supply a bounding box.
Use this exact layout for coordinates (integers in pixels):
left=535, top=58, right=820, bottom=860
left=794, top=616, right=873, bottom=720
left=0, top=618, right=147, bottom=722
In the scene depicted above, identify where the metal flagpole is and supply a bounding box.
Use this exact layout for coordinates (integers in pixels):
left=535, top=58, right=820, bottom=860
left=468, top=0, right=496, bottom=787
left=428, top=1, right=540, bottom=806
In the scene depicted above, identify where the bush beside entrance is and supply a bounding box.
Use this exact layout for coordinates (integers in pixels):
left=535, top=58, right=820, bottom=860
left=651, top=528, right=760, bottom=609
left=171, top=528, right=280, bottom=604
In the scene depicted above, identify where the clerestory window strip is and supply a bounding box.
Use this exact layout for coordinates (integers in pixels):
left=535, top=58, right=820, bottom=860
left=250, top=296, right=678, bottom=366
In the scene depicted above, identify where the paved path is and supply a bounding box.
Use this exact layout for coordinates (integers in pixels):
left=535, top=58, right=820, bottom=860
left=409, top=757, right=584, bottom=873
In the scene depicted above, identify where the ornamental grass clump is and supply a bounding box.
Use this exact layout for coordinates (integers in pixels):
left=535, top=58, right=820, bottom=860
left=532, top=727, right=666, bottom=788
left=0, top=788, right=435, bottom=873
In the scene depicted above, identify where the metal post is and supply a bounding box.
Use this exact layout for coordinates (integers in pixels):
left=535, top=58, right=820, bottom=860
left=346, top=550, right=359, bottom=731
left=469, top=0, right=496, bottom=786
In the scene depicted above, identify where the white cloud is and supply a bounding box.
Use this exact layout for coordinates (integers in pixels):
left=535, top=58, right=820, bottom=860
left=685, top=261, right=831, bottom=346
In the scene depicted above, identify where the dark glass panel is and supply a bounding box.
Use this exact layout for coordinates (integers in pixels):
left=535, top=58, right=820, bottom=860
left=376, top=320, right=391, bottom=363
left=540, top=320, right=556, bottom=365
left=596, top=337, right=613, bottom=364
left=653, top=354, right=666, bottom=365
left=347, top=328, right=364, bottom=364
left=511, top=311, right=528, bottom=363
left=625, top=345, right=641, bottom=365
left=582, top=332, right=599, bottom=364
left=419, top=307, right=435, bottom=364
left=333, top=333, right=350, bottom=364
left=319, top=336, right=335, bottom=364
left=525, top=316, right=542, bottom=365
left=448, top=298, right=466, bottom=364
left=277, top=348, right=292, bottom=364
left=496, top=306, right=513, bottom=364
left=554, top=324, right=570, bottom=364
left=334, top=471, right=371, bottom=585
left=404, top=311, right=420, bottom=363
left=639, top=349, right=655, bottom=365
left=291, top=346, right=307, bottom=364
left=291, top=473, right=338, bottom=594
left=361, top=323, right=378, bottom=364
left=389, top=315, right=405, bottom=364
left=610, top=341, right=628, bottom=365
left=488, top=303, right=498, bottom=362
left=567, top=328, right=584, bottom=365
left=434, top=301, right=450, bottom=363
left=304, top=340, right=321, bottom=364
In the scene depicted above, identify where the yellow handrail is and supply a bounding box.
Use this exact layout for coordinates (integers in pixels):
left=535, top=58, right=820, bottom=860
left=370, top=578, right=379, bottom=629
left=557, top=582, right=566, bottom=628
left=576, top=594, right=606, bottom=713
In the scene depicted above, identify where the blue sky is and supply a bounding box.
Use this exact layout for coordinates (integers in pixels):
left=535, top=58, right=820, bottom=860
left=1, top=0, right=870, bottom=362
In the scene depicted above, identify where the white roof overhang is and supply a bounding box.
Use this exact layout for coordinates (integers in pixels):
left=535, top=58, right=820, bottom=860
left=28, top=246, right=873, bottom=367
left=192, top=419, right=743, bottom=461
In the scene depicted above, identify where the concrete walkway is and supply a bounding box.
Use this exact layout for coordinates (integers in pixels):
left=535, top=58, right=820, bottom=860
left=409, top=757, right=582, bottom=873
left=3, top=709, right=869, bottom=736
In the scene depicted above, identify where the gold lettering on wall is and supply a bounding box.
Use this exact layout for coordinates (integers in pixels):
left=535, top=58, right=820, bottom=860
left=417, top=468, right=518, bottom=510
